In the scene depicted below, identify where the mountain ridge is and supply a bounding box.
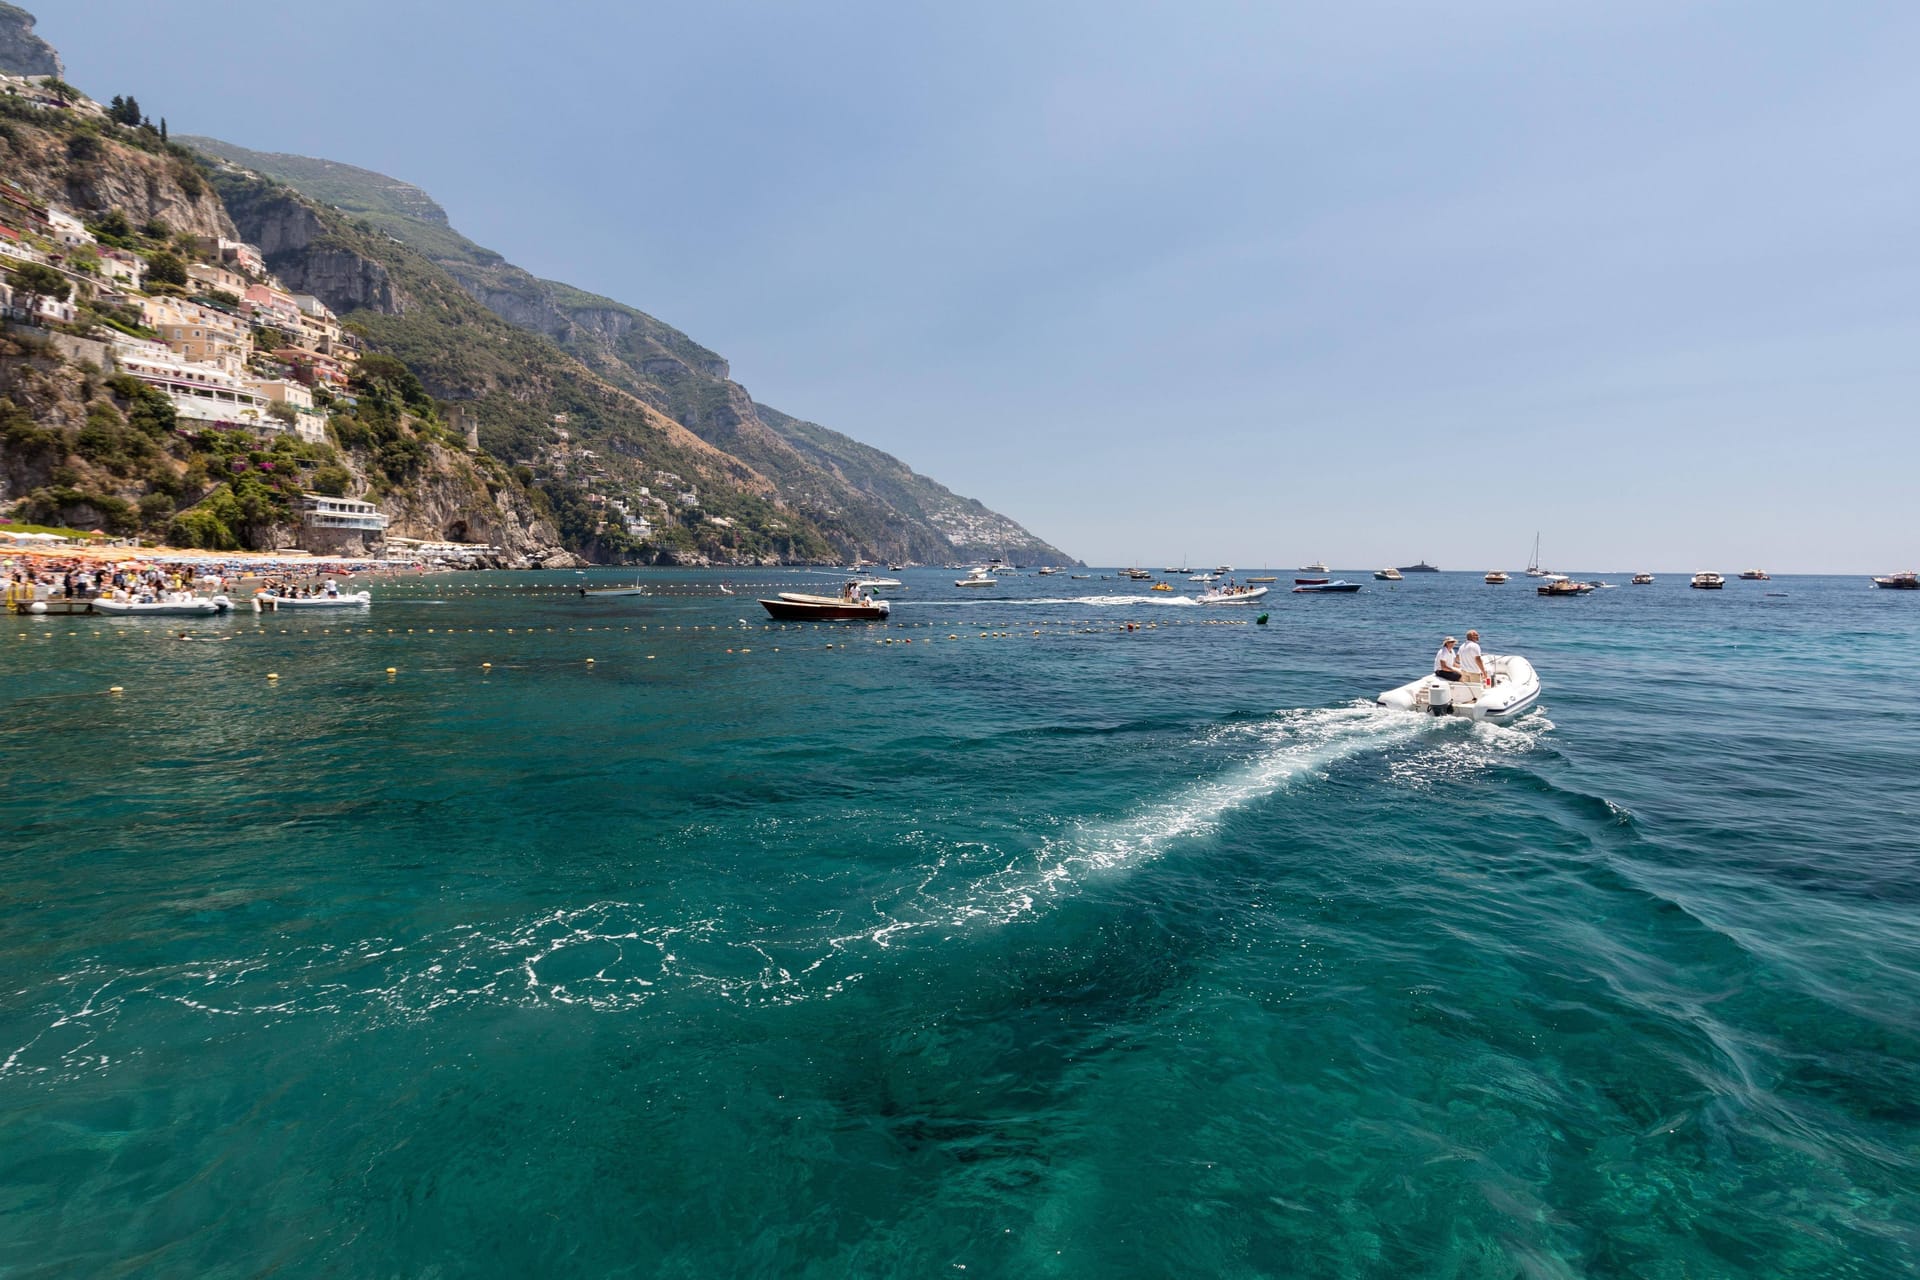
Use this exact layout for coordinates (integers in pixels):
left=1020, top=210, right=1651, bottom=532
left=183, top=136, right=1075, bottom=565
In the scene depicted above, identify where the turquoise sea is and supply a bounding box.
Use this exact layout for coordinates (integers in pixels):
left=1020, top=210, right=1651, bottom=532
left=2, top=568, right=1916, bottom=1277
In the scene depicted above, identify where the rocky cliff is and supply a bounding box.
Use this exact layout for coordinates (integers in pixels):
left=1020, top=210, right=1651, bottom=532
left=185, top=138, right=1077, bottom=565
left=0, top=4, right=60, bottom=77
left=0, top=113, right=233, bottom=241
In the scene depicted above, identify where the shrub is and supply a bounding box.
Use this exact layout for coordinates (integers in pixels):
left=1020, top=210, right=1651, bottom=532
left=308, top=464, right=352, bottom=496
left=145, top=250, right=188, bottom=287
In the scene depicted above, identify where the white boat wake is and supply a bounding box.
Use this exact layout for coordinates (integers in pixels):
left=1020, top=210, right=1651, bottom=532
left=1, top=706, right=1545, bottom=1075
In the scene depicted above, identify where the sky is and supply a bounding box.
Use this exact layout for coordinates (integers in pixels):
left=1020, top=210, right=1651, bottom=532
left=39, top=1, right=1920, bottom=570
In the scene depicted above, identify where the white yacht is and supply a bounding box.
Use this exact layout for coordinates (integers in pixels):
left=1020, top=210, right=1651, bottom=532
left=1691, top=571, right=1726, bottom=590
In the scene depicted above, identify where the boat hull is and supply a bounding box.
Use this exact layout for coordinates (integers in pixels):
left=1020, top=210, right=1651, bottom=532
left=1196, top=587, right=1268, bottom=605
left=1378, top=655, right=1540, bottom=723
left=254, top=592, right=371, bottom=610
left=760, top=597, right=890, bottom=621
left=93, top=596, right=231, bottom=616
left=1293, top=580, right=1361, bottom=593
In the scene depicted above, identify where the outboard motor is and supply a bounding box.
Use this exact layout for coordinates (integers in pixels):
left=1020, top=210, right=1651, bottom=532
left=1426, top=677, right=1454, bottom=716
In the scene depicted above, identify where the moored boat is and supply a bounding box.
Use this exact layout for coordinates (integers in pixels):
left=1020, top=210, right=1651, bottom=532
left=254, top=589, right=371, bottom=610
left=94, top=592, right=234, bottom=616
left=1484, top=571, right=1509, bottom=584
left=1396, top=560, right=1440, bottom=573
left=1246, top=575, right=1277, bottom=583
left=1691, top=571, right=1726, bottom=590
left=1302, top=561, right=1330, bottom=573
left=955, top=567, right=996, bottom=588
left=579, top=583, right=648, bottom=597
left=1632, top=573, right=1655, bottom=584
left=1871, top=571, right=1918, bottom=589
left=1738, top=569, right=1770, bottom=580
left=1378, top=654, right=1541, bottom=723
left=1375, top=568, right=1403, bottom=581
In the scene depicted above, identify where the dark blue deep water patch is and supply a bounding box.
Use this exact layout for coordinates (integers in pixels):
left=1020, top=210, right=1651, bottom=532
left=2, top=569, right=1916, bottom=1276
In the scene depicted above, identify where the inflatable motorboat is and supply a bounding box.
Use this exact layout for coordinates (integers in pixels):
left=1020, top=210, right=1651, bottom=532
left=1377, top=654, right=1541, bottom=723
left=93, top=593, right=233, bottom=616
left=253, top=590, right=372, bottom=610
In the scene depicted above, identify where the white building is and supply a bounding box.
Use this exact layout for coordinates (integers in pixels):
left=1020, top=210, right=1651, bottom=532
left=114, top=339, right=267, bottom=427
left=302, top=493, right=389, bottom=532
left=45, top=208, right=94, bottom=249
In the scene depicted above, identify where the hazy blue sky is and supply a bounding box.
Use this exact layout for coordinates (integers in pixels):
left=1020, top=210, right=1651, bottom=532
left=44, top=2, right=1920, bottom=569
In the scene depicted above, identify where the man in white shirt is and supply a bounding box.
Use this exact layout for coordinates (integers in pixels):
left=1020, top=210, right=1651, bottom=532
left=1434, top=636, right=1462, bottom=681
left=1457, top=630, right=1488, bottom=685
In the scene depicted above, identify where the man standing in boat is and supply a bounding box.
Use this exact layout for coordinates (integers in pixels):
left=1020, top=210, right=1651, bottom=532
left=1458, top=630, right=1489, bottom=685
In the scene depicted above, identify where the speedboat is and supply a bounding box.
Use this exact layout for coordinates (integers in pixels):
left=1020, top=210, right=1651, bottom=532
left=1375, top=568, right=1403, bottom=581
left=1195, top=585, right=1268, bottom=605
left=1293, top=579, right=1361, bottom=593
left=1691, top=572, right=1726, bottom=590
left=254, top=589, right=371, bottom=610
left=94, top=592, right=233, bottom=616
left=1484, top=571, right=1510, bottom=584
left=955, top=567, right=996, bottom=588
left=1871, top=571, right=1918, bottom=589
left=760, top=583, right=890, bottom=621
left=1378, top=654, right=1541, bottom=723
left=1536, top=578, right=1593, bottom=597
left=1632, top=573, right=1655, bottom=585
left=1738, top=569, right=1770, bottom=580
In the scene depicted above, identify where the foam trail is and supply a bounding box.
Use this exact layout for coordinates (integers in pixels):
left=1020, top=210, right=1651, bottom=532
left=851, top=703, right=1430, bottom=941
left=911, top=595, right=1201, bottom=608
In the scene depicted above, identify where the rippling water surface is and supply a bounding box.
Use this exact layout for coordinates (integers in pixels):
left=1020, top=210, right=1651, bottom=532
left=3, top=569, right=1916, bottom=1276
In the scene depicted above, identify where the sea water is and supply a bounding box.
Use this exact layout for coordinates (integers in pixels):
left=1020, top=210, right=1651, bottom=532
left=1, top=570, right=1915, bottom=1276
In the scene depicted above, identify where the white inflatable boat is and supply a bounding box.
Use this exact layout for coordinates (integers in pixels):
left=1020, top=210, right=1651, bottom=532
left=1377, top=654, right=1541, bottom=723
left=92, top=593, right=233, bottom=616
left=253, top=590, right=372, bottom=611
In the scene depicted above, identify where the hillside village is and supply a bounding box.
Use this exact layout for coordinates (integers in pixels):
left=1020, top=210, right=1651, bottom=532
left=0, top=34, right=1074, bottom=569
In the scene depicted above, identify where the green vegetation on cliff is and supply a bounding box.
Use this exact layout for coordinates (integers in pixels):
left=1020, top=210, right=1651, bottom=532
left=186, top=136, right=1075, bottom=565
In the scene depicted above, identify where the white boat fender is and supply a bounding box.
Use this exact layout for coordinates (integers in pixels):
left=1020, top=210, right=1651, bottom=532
left=1427, top=677, right=1453, bottom=715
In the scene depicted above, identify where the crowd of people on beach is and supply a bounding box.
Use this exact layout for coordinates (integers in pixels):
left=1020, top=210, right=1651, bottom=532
left=4, top=561, right=231, bottom=601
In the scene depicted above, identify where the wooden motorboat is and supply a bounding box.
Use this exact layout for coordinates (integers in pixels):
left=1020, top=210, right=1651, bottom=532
left=1536, top=578, right=1593, bottom=597
left=1738, top=570, right=1770, bottom=580
left=760, top=581, right=890, bottom=620
left=1485, top=571, right=1510, bottom=584
left=1871, top=571, right=1918, bottom=590
left=1632, top=573, right=1655, bottom=584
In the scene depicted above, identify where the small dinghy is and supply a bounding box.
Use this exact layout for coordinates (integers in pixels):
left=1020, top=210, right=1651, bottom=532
left=580, top=584, right=649, bottom=597
left=254, top=590, right=371, bottom=611
left=1378, top=655, right=1541, bottom=723
left=94, top=592, right=233, bottom=616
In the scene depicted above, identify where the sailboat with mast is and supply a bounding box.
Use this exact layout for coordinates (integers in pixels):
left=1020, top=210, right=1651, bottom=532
left=1525, top=533, right=1550, bottom=578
